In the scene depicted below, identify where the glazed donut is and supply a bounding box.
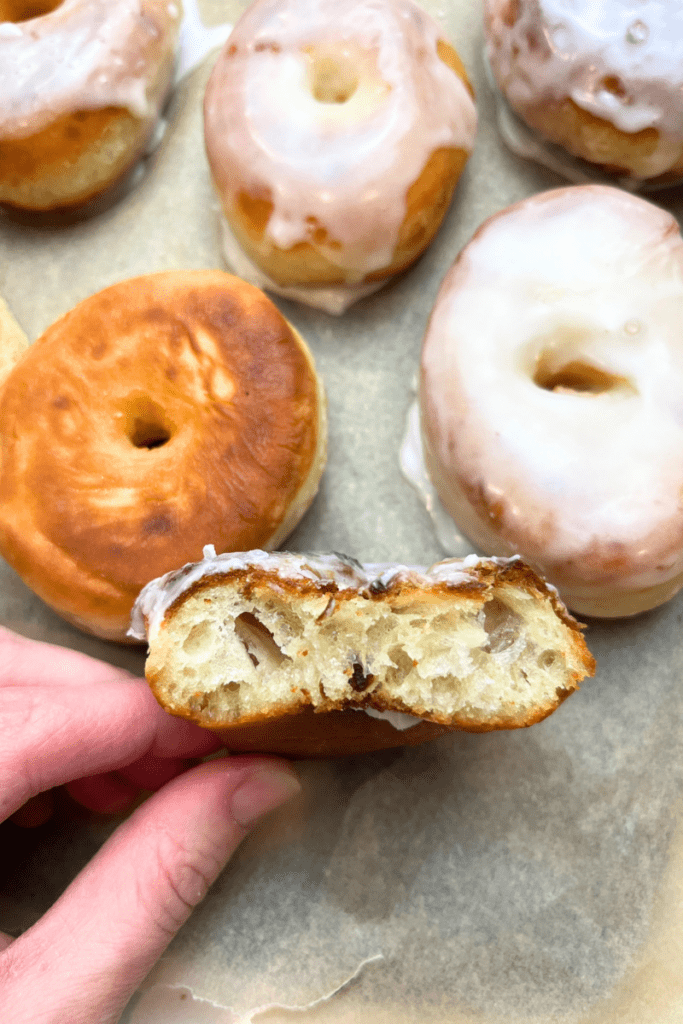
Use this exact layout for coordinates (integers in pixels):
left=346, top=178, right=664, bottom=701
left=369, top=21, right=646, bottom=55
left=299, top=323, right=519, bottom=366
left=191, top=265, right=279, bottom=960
left=0, top=271, right=327, bottom=641
left=130, top=547, right=594, bottom=756
left=420, top=185, right=683, bottom=618
left=484, top=0, right=683, bottom=182
left=203, top=0, right=477, bottom=313
left=0, top=0, right=181, bottom=211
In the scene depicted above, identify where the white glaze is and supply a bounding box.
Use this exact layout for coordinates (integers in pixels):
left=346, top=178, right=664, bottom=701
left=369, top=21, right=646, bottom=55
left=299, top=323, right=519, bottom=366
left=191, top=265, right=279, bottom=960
left=129, top=544, right=519, bottom=641
left=175, top=0, right=232, bottom=83
left=421, top=185, right=683, bottom=596
left=399, top=398, right=470, bottom=554
left=361, top=707, right=421, bottom=730
left=204, top=0, right=477, bottom=282
left=485, top=0, right=683, bottom=179
left=218, top=212, right=383, bottom=314
left=0, top=0, right=180, bottom=140
left=129, top=544, right=369, bottom=640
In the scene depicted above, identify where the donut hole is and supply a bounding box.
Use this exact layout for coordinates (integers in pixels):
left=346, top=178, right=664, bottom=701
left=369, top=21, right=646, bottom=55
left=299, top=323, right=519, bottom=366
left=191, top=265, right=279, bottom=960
left=123, top=396, right=175, bottom=450
left=309, top=52, right=359, bottom=104
left=481, top=598, right=523, bottom=654
left=0, top=0, right=63, bottom=21
left=533, top=354, right=636, bottom=396
left=234, top=612, right=289, bottom=670
left=130, top=420, right=172, bottom=450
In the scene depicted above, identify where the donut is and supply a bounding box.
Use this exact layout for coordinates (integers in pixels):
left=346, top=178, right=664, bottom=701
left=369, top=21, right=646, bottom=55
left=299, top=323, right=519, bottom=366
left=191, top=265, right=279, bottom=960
left=203, top=0, right=477, bottom=313
left=0, top=0, right=181, bottom=212
left=130, top=547, right=594, bottom=757
left=484, top=0, right=683, bottom=182
left=0, top=271, right=327, bottom=641
left=420, top=185, right=683, bottom=618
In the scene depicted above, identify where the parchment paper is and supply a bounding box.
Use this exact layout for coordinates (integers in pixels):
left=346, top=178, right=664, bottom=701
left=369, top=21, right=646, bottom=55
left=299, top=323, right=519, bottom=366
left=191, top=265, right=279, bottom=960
left=2, top=1, right=683, bottom=1021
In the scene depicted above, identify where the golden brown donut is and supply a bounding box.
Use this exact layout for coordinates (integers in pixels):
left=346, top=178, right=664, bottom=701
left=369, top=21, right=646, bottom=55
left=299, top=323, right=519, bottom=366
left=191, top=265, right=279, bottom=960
left=0, top=271, right=327, bottom=641
left=203, top=0, right=477, bottom=312
left=485, top=0, right=683, bottom=181
left=130, top=549, right=595, bottom=757
left=0, top=0, right=181, bottom=211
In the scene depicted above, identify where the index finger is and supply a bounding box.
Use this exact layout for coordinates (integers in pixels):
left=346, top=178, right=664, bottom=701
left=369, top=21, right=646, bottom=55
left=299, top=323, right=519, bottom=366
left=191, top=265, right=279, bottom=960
left=0, top=626, right=140, bottom=688
left=0, top=629, right=220, bottom=821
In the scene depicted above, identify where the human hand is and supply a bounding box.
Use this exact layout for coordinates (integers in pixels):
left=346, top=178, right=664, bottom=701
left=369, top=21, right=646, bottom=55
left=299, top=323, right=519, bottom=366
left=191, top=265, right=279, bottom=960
left=0, top=627, right=301, bottom=1024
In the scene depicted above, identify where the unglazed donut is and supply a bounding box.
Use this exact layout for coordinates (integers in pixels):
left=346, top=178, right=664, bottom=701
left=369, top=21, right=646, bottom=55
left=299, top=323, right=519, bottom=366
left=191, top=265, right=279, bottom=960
left=130, top=547, right=594, bottom=756
left=420, top=185, right=683, bottom=618
left=203, top=0, right=477, bottom=313
left=0, top=271, right=326, bottom=641
left=0, top=0, right=181, bottom=211
left=484, top=0, right=683, bottom=182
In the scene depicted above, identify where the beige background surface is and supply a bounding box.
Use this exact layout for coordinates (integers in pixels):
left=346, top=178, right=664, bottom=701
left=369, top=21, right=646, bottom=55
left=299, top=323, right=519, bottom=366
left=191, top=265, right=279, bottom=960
left=2, top=1, right=683, bottom=1022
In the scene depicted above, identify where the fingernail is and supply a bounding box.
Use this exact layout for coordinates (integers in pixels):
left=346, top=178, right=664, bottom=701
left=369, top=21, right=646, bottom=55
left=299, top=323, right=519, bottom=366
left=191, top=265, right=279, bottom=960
left=230, top=768, right=301, bottom=828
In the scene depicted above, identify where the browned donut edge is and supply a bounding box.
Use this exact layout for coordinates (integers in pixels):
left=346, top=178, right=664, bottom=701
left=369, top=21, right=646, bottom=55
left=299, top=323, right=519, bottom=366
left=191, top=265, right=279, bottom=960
left=0, top=270, right=326, bottom=640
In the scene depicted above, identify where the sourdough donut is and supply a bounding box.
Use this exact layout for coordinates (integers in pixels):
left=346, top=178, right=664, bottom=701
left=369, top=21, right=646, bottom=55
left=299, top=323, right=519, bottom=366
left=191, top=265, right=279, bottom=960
left=203, top=0, right=477, bottom=313
left=130, top=547, right=594, bottom=757
left=0, top=0, right=181, bottom=211
left=0, top=271, right=326, bottom=641
left=485, top=0, right=683, bottom=182
left=420, top=185, right=683, bottom=618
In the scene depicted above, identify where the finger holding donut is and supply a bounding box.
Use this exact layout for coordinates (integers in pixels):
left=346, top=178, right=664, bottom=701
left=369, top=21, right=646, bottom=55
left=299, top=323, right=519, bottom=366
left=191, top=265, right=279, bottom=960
left=0, top=627, right=300, bottom=1024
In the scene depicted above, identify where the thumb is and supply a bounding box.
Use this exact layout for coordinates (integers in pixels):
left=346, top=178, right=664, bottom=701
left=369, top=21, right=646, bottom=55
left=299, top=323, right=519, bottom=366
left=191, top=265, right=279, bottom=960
left=0, top=758, right=300, bottom=1024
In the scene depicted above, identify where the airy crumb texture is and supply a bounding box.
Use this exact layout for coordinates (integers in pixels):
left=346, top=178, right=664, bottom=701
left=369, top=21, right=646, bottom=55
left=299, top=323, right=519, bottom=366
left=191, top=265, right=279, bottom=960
left=140, top=552, right=594, bottom=752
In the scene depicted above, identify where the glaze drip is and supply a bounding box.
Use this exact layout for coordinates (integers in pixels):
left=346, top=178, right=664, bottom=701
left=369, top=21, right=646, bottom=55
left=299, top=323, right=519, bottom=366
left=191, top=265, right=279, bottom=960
left=0, top=0, right=181, bottom=140
left=204, top=0, right=477, bottom=281
left=485, top=0, right=683, bottom=178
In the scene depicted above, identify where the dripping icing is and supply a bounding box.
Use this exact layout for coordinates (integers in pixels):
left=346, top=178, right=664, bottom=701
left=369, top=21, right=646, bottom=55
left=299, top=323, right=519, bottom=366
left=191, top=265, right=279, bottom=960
left=204, top=0, right=477, bottom=283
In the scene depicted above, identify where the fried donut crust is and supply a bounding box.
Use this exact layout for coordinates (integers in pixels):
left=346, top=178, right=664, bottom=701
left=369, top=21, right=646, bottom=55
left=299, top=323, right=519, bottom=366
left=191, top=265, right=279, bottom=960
left=0, top=271, right=326, bottom=640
